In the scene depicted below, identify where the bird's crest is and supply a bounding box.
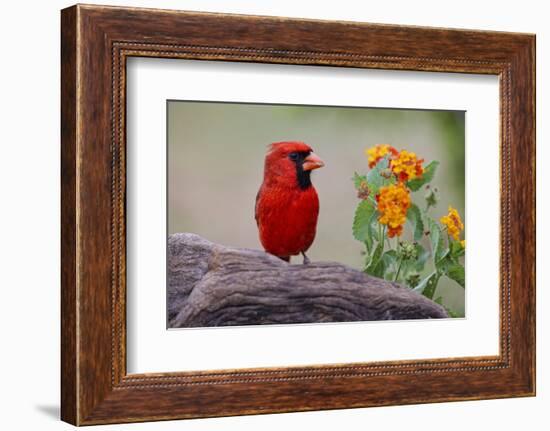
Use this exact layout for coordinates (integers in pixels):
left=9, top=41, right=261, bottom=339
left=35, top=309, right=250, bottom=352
left=267, top=141, right=312, bottom=155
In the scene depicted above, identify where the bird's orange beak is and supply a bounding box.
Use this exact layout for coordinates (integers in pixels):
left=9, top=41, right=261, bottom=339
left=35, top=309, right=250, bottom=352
left=302, top=152, right=325, bottom=171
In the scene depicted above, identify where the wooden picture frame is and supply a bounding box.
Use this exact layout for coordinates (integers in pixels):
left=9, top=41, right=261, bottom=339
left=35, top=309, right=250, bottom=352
left=61, top=4, right=535, bottom=425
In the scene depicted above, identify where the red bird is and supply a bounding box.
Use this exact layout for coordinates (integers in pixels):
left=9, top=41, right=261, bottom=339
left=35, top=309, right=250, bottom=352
left=255, top=141, right=325, bottom=263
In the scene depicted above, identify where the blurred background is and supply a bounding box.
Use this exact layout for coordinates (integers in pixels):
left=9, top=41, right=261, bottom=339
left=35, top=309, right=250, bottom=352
left=168, top=101, right=465, bottom=315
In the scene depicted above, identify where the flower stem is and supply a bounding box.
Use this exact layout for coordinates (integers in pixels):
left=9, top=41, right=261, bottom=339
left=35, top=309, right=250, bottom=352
left=394, top=258, right=403, bottom=282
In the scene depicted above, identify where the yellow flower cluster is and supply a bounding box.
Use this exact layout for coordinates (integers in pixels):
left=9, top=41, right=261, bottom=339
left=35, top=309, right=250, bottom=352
left=363, top=145, right=426, bottom=238
left=365, top=144, right=398, bottom=168
left=390, top=150, right=424, bottom=182
left=440, top=206, right=464, bottom=241
left=364, top=145, right=424, bottom=183
left=376, top=183, right=411, bottom=238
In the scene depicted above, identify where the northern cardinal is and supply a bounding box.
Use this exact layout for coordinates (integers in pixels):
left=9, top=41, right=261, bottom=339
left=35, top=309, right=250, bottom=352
left=255, top=141, right=325, bottom=263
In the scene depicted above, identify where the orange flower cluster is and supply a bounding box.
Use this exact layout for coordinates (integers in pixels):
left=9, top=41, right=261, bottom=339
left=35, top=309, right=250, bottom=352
left=440, top=206, right=464, bottom=241
left=365, top=145, right=424, bottom=182
left=376, top=183, right=411, bottom=238
left=390, top=150, right=424, bottom=182
left=365, top=144, right=398, bottom=168
left=363, top=145, right=427, bottom=238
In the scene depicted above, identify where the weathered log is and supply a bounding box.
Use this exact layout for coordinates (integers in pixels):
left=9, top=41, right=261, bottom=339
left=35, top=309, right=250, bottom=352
left=168, top=233, right=448, bottom=328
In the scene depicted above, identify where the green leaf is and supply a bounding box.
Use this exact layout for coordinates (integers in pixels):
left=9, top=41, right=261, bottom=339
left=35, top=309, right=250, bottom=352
left=406, top=203, right=424, bottom=241
left=353, top=172, right=367, bottom=190
left=407, top=160, right=440, bottom=191
left=371, top=250, right=398, bottom=280
left=412, top=243, right=430, bottom=272
left=413, top=272, right=431, bottom=293
left=365, top=241, right=384, bottom=275
left=368, top=210, right=379, bottom=238
left=363, top=237, right=372, bottom=254
left=382, top=250, right=398, bottom=272
left=362, top=243, right=373, bottom=270
left=450, top=239, right=465, bottom=259
left=353, top=200, right=375, bottom=243
left=427, top=217, right=447, bottom=263
left=435, top=252, right=450, bottom=272
left=365, top=212, right=381, bottom=259
left=370, top=257, right=387, bottom=278
left=445, top=262, right=465, bottom=288
left=366, top=156, right=392, bottom=195
left=414, top=272, right=441, bottom=299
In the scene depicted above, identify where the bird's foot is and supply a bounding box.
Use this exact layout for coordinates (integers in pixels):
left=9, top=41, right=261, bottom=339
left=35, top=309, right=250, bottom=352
left=301, top=252, right=310, bottom=265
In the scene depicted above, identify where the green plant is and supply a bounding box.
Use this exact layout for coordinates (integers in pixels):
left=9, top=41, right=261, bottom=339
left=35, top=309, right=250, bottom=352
left=352, top=144, right=465, bottom=308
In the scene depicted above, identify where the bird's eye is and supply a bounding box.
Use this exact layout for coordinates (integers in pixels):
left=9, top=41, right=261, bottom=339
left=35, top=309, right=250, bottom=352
left=289, top=152, right=298, bottom=161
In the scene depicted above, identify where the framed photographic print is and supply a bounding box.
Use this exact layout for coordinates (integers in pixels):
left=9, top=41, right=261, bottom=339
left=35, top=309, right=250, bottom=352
left=61, top=4, right=535, bottom=425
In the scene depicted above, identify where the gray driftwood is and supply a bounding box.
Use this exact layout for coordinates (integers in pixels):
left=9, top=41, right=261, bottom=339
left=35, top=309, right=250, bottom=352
left=168, top=233, right=448, bottom=328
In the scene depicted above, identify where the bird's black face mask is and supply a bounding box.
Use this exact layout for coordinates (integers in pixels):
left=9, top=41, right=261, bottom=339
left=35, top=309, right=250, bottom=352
left=288, top=151, right=312, bottom=190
